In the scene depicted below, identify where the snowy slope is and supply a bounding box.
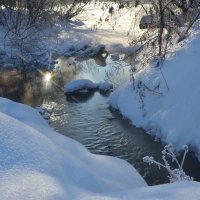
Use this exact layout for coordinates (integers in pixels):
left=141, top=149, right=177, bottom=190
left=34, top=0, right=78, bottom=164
left=83, top=181, right=200, bottom=200
left=0, top=98, right=200, bottom=199
left=109, top=34, right=200, bottom=160
left=0, top=97, right=146, bottom=200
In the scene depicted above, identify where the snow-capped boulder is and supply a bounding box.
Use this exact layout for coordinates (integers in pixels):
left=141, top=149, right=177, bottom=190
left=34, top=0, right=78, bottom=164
left=64, top=79, right=98, bottom=94
left=98, top=82, right=113, bottom=92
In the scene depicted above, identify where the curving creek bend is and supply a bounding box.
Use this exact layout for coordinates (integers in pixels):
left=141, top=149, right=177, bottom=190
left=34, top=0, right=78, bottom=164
left=1, top=56, right=200, bottom=186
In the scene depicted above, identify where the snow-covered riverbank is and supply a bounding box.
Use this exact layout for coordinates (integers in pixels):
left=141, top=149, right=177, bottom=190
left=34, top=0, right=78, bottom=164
left=1, top=97, right=200, bottom=199
left=0, top=97, right=146, bottom=199
left=109, top=34, right=200, bottom=161
left=1, top=2, right=200, bottom=199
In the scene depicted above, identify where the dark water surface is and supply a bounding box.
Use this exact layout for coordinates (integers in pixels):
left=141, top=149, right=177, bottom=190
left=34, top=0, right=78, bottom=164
left=49, top=91, right=169, bottom=185
left=1, top=56, right=200, bottom=185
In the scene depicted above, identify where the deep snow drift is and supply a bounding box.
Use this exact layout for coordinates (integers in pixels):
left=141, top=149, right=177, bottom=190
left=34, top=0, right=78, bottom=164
left=1, top=98, right=200, bottom=199
left=109, top=34, right=200, bottom=160
left=0, top=97, right=146, bottom=200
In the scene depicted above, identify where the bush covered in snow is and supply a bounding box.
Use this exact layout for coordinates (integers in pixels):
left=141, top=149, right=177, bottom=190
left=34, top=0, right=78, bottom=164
left=0, top=0, right=90, bottom=69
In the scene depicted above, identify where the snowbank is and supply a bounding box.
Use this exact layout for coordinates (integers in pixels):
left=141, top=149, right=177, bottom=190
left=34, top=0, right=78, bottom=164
left=0, top=97, right=146, bottom=200
left=83, top=181, right=200, bottom=200
left=109, top=34, right=200, bottom=160
left=1, top=98, right=200, bottom=199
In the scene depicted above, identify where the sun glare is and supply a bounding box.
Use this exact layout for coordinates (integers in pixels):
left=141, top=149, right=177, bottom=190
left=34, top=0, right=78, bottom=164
left=44, top=72, right=52, bottom=83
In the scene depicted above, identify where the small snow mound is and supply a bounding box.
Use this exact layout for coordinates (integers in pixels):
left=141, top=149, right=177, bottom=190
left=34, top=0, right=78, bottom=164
left=65, top=79, right=113, bottom=94
left=98, top=82, right=113, bottom=92
left=64, top=79, right=98, bottom=93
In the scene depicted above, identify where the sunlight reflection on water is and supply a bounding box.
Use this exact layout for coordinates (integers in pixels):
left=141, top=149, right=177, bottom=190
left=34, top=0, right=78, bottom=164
left=1, top=56, right=200, bottom=186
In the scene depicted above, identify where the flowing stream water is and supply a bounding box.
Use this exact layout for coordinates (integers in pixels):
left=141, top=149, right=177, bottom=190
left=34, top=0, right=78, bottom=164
left=1, top=56, right=200, bottom=186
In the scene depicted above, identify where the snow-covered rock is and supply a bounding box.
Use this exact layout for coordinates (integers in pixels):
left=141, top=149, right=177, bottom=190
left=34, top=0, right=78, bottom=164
left=64, top=79, right=98, bottom=93
left=64, top=79, right=113, bottom=94
left=98, top=82, right=113, bottom=92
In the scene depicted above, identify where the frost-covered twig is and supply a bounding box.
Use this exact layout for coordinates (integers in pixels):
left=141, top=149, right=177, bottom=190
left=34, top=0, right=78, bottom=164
left=143, top=144, right=193, bottom=183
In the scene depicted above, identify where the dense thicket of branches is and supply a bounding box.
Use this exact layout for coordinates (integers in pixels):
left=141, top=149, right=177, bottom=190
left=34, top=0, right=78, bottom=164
left=92, top=0, right=200, bottom=70
left=0, top=0, right=199, bottom=71
left=0, top=0, right=90, bottom=69
left=0, top=0, right=89, bottom=38
left=116, top=0, right=200, bottom=70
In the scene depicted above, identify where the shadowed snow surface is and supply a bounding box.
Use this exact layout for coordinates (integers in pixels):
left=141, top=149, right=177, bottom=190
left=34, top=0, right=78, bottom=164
left=0, top=97, right=147, bottom=200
